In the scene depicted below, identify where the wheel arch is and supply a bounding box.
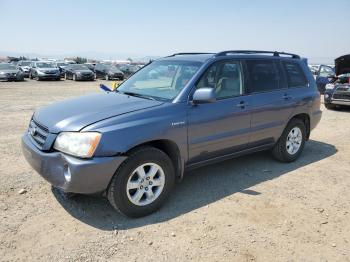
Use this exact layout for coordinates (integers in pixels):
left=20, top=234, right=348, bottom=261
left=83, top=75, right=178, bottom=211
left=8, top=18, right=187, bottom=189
left=288, top=113, right=310, bottom=140
left=125, top=139, right=184, bottom=181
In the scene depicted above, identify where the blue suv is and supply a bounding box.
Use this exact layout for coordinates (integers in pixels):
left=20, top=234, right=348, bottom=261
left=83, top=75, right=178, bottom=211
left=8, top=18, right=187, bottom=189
left=22, top=51, right=322, bottom=217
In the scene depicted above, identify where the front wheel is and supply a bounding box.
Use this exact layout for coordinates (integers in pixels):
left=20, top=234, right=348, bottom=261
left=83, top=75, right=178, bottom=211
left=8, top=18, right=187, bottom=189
left=107, top=147, right=175, bottom=217
left=272, top=118, right=306, bottom=162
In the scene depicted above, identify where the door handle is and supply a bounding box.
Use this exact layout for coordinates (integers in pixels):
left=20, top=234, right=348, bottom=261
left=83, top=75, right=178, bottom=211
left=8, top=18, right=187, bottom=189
left=236, top=101, right=248, bottom=108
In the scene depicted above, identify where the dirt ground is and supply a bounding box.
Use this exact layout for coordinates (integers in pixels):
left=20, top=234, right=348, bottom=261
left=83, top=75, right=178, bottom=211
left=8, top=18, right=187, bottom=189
left=0, top=79, right=349, bottom=262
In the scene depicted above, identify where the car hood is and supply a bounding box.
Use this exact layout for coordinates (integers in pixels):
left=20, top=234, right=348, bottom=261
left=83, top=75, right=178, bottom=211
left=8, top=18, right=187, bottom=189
left=335, top=54, right=350, bottom=76
left=37, top=67, right=59, bottom=72
left=0, top=69, right=18, bottom=74
left=33, top=92, right=164, bottom=133
left=74, top=69, right=93, bottom=73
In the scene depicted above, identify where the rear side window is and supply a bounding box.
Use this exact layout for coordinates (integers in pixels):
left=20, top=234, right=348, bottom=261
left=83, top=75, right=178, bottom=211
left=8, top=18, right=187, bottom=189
left=246, top=60, right=280, bottom=93
left=282, top=61, right=308, bottom=88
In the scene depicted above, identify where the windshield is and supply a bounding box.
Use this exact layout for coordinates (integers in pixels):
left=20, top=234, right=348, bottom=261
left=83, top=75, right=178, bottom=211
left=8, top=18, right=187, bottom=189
left=118, top=60, right=202, bottom=100
left=36, top=62, right=55, bottom=68
left=0, top=64, right=16, bottom=70
left=106, top=65, right=120, bottom=71
left=21, top=61, right=31, bottom=66
left=70, top=64, right=89, bottom=70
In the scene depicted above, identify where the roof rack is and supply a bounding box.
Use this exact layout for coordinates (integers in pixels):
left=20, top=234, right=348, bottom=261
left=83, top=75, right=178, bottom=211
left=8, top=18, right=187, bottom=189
left=168, top=52, right=214, bottom=57
left=214, top=50, right=300, bottom=59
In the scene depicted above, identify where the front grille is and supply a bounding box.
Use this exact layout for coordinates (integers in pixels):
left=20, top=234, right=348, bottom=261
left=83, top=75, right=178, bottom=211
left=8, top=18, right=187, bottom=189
left=28, top=119, right=49, bottom=149
left=333, top=93, right=350, bottom=100
left=336, top=86, right=349, bottom=91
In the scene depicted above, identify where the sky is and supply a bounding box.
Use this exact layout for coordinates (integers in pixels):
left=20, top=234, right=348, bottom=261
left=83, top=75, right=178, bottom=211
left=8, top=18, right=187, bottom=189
left=0, top=0, right=349, bottom=63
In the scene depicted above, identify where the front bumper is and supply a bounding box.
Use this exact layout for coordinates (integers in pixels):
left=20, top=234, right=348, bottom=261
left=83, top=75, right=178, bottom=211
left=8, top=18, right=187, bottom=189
left=38, top=74, right=60, bottom=80
left=21, top=133, right=126, bottom=194
left=324, top=88, right=350, bottom=106
left=0, top=74, right=23, bottom=81
left=76, top=74, right=94, bottom=80
left=108, top=73, right=124, bottom=80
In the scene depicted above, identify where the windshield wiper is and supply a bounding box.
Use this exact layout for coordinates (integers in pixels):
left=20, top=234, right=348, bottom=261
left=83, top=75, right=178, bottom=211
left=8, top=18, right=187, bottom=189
left=121, top=91, right=156, bottom=101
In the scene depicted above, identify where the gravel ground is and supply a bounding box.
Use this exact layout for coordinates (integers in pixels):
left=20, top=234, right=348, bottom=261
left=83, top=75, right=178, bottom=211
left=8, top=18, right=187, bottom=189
left=0, top=79, right=349, bottom=262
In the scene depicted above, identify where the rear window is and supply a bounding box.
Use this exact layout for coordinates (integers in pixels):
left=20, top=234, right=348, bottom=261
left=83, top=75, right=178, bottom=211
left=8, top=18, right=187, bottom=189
left=246, top=60, right=280, bottom=92
left=282, top=61, right=308, bottom=88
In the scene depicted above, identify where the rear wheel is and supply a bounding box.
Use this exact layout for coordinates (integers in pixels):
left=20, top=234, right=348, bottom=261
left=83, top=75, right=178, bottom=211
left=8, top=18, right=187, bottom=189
left=107, top=147, right=175, bottom=217
left=272, top=118, right=306, bottom=162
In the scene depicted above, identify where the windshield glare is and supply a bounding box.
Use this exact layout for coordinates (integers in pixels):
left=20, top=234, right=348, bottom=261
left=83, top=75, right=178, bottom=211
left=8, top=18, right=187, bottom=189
left=36, top=62, right=55, bottom=68
left=118, top=60, right=202, bottom=100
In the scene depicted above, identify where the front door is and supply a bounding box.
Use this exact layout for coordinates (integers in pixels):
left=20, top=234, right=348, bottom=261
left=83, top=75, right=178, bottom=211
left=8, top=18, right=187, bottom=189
left=187, top=60, right=252, bottom=164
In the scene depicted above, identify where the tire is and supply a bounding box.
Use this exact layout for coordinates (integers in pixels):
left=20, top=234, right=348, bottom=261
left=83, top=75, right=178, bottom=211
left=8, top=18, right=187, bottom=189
left=105, top=74, right=109, bottom=81
left=107, top=147, right=175, bottom=218
left=64, top=73, right=68, bottom=80
left=29, top=73, right=33, bottom=79
left=272, top=118, right=306, bottom=162
left=73, top=74, right=77, bottom=81
left=325, top=103, right=336, bottom=110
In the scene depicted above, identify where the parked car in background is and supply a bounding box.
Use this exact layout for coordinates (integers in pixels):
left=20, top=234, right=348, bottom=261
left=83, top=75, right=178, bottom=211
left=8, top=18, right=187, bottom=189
left=64, top=64, right=95, bottom=81
left=118, top=64, right=140, bottom=78
left=0, top=63, right=24, bottom=81
left=29, top=61, right=60, bottom=81
left=54, top=62, right=69, bottom=77
left=17, top=60, right=32, bottom=77
left=308, top=65, right=319, bottom=76
left=315, top=64, right=335, bottom=94
left=324, top=54, right=350, bottom=109
left=94, top=63, right=124, bottom=80
left=84, top=63, right=96, bottom=72
left=21, top=50, right=321, bottom=217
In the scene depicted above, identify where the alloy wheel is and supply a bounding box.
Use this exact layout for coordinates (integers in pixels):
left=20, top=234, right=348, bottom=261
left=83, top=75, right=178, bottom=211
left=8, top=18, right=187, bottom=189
left=126, top=163, right=165, bottom=206
left=286, top=127, right=302, bottom=155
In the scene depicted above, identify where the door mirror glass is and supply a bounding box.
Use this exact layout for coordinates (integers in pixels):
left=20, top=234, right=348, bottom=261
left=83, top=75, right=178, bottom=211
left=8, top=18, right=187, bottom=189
left=192, top=88, right=216, bottom=104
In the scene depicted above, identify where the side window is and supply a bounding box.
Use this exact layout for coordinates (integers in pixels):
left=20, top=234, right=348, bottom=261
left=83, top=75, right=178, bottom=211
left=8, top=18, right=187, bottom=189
left=318, top=65, right=334, bottom=77
left=246, top=60, right=280, bottom=93
left=196, top=60, right=244, bottom=99
left=282, top=61, right=308, bottom=88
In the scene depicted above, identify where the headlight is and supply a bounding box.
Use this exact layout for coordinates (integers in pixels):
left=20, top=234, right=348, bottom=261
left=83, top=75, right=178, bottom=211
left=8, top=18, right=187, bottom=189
left=53, top=132, right=101, bottom=158
left=37, top=70, right=45, bottom=75
left=0, top=72, right=5, bottom=75
left=325, top=84, right=335, bottom=90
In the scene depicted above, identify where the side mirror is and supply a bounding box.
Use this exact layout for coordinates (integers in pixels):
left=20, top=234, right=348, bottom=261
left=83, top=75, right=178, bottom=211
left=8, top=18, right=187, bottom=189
left=192, top=88, right=216, bottom=104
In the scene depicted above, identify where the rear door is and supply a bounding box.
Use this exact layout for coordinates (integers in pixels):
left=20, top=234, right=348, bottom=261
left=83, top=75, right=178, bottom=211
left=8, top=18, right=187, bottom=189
left=187, top=59, right=252, bottom=164
left=246, top=59, right=294, bottom=147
